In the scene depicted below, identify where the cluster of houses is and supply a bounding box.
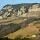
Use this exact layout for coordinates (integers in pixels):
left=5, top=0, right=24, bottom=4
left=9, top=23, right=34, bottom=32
left=0, top=4, right=40, bottom=19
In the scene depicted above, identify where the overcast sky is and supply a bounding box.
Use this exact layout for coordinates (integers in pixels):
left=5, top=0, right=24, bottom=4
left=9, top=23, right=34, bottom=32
left=0, top=0, right=40, bottom=10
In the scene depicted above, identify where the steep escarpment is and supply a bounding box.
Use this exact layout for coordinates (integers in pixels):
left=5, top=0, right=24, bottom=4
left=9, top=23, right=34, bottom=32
left=0, top=3, right=40, bottom=39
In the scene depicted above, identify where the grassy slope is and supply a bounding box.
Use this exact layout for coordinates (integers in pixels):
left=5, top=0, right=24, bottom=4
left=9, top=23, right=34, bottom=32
left=6, top=21, right=40, bottom=39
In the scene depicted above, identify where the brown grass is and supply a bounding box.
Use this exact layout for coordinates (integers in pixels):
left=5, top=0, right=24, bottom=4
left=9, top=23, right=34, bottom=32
left=6, top=23, right=40, bottom=39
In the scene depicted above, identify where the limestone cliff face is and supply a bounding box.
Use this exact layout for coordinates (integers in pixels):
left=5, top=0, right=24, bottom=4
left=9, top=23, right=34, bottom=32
left=0, top=3, right=40, bottom=19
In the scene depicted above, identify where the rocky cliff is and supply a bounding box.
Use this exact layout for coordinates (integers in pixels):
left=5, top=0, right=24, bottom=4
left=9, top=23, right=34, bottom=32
left=0, top=3, right=40, bottom=39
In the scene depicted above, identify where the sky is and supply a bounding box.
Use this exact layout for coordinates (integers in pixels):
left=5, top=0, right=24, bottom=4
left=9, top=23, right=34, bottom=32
left=0, top=0, right=40, bottom=10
